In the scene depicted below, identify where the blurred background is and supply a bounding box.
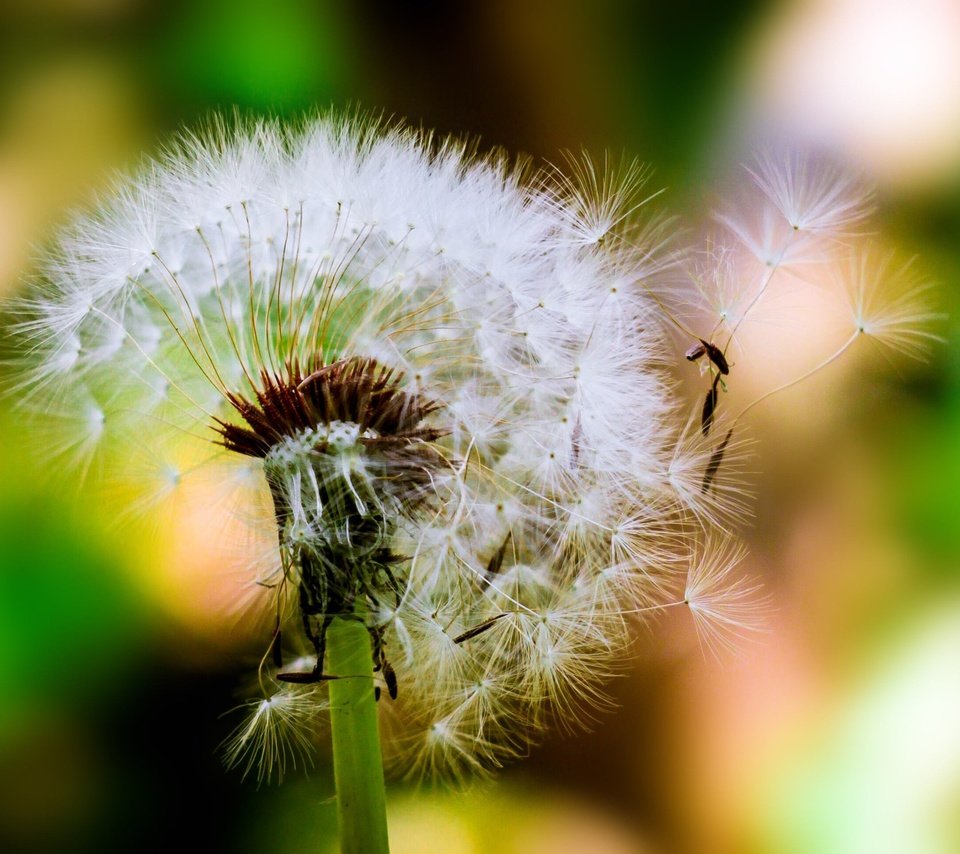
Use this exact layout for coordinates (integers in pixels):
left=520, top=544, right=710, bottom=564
left=1, top=1, right=958, bottom=852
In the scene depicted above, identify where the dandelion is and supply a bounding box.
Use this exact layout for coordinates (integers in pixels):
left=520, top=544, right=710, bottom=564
left=4, top=114, right=934, bottom=853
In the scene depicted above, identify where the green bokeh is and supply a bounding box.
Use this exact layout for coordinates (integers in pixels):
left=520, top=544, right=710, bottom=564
left=160, top=0, right=350, bottom=114
left=0, top=460, right=149, bottom=738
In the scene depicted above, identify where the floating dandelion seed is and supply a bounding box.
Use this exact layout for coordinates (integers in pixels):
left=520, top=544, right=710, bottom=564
left=683, top=536, right=767, bottom=660
left=745, top=146, right=874, bottom=236
left=844, top=249, right=942, bottom=361
left=3, top=112, right=936, bottom=825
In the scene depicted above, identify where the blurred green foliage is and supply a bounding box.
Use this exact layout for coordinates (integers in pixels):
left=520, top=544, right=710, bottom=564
left=160, top=0, right=350, bottom=115
left=883, top=232, right=960, bottom=571
left=0, top=438, right=149, bottom=738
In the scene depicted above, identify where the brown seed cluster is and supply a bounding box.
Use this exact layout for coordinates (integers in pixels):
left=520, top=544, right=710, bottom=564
left=216, top=356, right=444, bottom=458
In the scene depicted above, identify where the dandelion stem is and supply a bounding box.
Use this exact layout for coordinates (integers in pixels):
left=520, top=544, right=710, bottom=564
left=327, top=616, right=390, bottom=854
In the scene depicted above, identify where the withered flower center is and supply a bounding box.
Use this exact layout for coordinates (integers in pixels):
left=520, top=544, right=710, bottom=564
left=216, top=355, right=443, bottom=458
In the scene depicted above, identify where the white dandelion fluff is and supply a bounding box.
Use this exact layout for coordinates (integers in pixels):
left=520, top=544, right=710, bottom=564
left=223, top=686, right=325, bottom=785
left=843, top=249, right=942, bottom=361
left=3, top=114, right=934, bottom=787
left=683, top=535, right=767, bottom=660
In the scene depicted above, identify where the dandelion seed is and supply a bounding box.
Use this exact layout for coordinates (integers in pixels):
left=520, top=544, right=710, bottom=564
left=223, top=688, right=323, bottom=786
left=543, top=153, right=662, bottom=250
left=844, top=249, right=943, bottom=360
left=745, top=146, right=874, bottom=237
left=683, top=536, right=767, bottom=660
left=701, top=428, right=735, bottom=495
left=700, top=373, right=723, bottom=436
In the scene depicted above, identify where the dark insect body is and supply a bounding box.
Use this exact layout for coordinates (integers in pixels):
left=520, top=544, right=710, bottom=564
left=685, top=338, right=730, bottom=375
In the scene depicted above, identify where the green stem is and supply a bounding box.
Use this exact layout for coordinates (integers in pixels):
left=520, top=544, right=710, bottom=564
left=326, top=616, right=390, bottom=854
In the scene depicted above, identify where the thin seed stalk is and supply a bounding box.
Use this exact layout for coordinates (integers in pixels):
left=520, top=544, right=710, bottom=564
left=327, top=615, right=390, bottom=854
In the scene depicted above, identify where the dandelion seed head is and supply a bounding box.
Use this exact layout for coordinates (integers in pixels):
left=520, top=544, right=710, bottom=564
left=5, top=112, right=933, bottom=781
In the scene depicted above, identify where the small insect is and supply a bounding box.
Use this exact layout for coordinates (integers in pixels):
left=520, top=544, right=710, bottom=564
left=686, top=338, right=730, bottom=375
